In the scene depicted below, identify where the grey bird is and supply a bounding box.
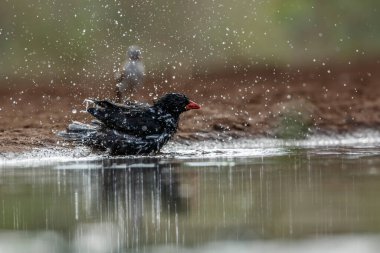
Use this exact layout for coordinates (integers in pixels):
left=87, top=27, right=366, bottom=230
left=115, top=45, right=145, bottom=102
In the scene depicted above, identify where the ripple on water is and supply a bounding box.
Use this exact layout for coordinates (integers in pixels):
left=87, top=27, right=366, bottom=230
left=2, top=129, right=380, bottom=168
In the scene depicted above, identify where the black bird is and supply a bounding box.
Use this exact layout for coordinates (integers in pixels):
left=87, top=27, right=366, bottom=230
left=58, top=93, right=200, bottom=155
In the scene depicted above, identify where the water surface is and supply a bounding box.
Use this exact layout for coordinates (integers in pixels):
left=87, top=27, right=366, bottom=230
left=2, top=137, right=380, bottom=252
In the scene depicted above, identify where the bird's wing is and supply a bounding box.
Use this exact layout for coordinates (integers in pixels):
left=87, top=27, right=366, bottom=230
left=86, top=99, right=166, bottom=136
left=86, top=99, right=147, bottom=112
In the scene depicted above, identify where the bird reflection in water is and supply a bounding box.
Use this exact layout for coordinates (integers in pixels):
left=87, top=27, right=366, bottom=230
left=99, top=158, right=195, bottom=248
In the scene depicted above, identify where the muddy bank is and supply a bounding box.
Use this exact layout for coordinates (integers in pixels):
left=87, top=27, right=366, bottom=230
left=1, top=61, right=380, bottom=153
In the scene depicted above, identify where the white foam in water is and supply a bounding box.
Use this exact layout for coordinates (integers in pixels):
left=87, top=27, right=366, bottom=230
left=0, top=147, right=106, bottom=168
left=127, top=163, right=159, bottom=168
left=55, top=163, right=104, bottom=170
left=165, top=147, right=287, bottom=159
left=2, top=129, right=380, bottom=168
left=184, top=161, right=236, bottom=167
left=0, top=232, right=379, bottom=253
left=149, top=236, right=380, bottom=253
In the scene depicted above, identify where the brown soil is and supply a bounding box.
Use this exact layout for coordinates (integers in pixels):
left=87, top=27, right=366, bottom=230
left=1, top=60, right=380, bottom=153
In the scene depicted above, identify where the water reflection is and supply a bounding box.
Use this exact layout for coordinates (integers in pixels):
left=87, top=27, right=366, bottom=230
left=95, top=159, right=192, bottom=250
left=2, top=151, right=380, bottom=252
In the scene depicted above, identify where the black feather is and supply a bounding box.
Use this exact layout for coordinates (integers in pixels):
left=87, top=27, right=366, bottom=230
left=58, top=93, right=197, bottom=155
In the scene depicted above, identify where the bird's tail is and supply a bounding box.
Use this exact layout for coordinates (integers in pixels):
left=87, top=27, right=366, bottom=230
left=57, top=121, right=98, bottom=142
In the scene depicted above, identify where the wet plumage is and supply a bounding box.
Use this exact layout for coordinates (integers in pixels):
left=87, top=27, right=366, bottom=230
left=58, top=93, right=200, bottom=155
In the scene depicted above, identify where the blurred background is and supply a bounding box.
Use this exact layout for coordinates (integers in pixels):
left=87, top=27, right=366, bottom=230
left=0, top=0, right=379, bottom=86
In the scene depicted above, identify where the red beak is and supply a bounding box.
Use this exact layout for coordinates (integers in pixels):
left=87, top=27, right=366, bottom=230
left=185, top=100, right=201, bottom=110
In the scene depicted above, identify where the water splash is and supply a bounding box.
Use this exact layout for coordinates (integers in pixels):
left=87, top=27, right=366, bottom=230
left=3, top=129, right=380, bottom=168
